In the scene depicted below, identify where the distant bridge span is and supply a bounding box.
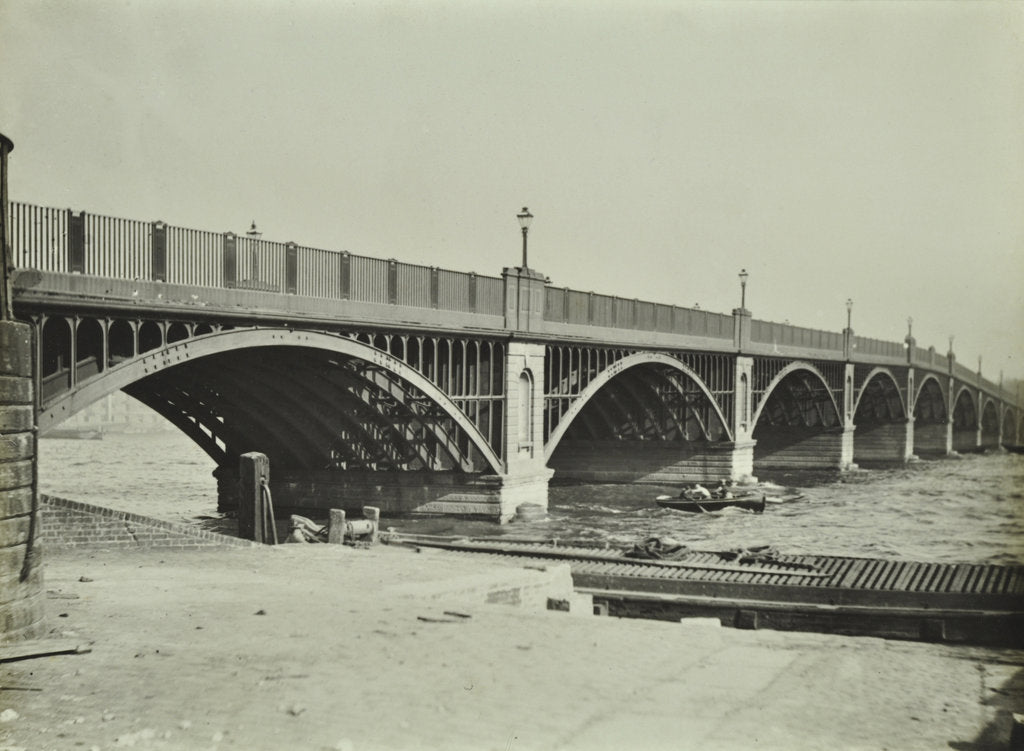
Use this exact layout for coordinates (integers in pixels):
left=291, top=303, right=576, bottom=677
left=7, top=201, right=1023, bottom=521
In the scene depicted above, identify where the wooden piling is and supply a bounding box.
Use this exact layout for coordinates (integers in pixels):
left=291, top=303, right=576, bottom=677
left=238, top=452, right=270, bottom=543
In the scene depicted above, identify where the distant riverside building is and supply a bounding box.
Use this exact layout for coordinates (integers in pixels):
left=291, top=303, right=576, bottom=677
left=52, top=392, right=173, bottom=433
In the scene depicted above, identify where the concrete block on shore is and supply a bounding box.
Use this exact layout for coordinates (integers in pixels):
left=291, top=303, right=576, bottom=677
left=385, top=561, right=575, bottom=614
left=679, top=616, right=722, bottom=629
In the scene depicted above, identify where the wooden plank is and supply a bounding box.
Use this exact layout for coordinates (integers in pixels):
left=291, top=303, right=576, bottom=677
left=834, top=558, right=868, bottom=588
left=907, top=563, right=936, bottom=592
left=865, top=560, right=896, bottom=590
left=934, top=564, right=959, bottom=593
left=877, top=561, right=907, bottom=590
left=891, top=561, right=922, bottom=592
left=949, top=564, right=973, bottom=594
left=919, top=564, right=946, bottom=593
left=978, top=565, right=1003, bottom=594
left=0, top=642, right=91, bottom=663
left=849, top=559, right=883, bottom=589
left=962, top=565, right=986, bottom=594
left=1001, top=568, right=1022, bottom=595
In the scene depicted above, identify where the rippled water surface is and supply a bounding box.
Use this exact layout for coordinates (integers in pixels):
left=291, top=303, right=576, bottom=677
left=40, top=431, right=1024, bottom=565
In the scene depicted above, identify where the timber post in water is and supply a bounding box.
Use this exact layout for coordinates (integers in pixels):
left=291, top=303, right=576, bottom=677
left=0, top=132, right=46, bottom=641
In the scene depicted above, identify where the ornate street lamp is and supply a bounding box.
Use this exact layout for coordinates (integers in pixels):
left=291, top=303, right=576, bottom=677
left=906, top=316, right=913, bottom=338
left=516, top=207, right=533, bottom=269
left=738, top=269, right=749, bottom=311
left=846, top=298, right=853, bottom=330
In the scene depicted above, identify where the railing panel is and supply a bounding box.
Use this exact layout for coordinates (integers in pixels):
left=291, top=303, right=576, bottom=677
left=475, top=276, right=504, bottom=316
left=752, top=320, right=842, bottom=351
left=166, top=227, right=222, bottom=288
left=349, top=255, right=390, bottom=304
left=707, top=311, right=733, bottom=339
left=234, top=237, right=284, bottom=291
left=854, top=336, right=905, bottom=359
left=438, top=270, right=471, bottom=312
left=636, top=301, right=655, bottom=330
left=591, top=294, right=614, bottom=326
left=567, top=290, right=590, bottom=324
left=613, top=297, right=633, bottom=328
left=9, top=202, right=68, bottom=272
left=544, top=287, right=564, bottom=321
left=396, top=262, right=432, bottom=308
left=953, top=361, right=976, bottom=385
left=296, top=246, right=341, bottom=298
left=655, top=304, right=673, bottom=332
left=675, top=307, right=705, bottom=336
left=85, top=214, right=151, bottom=280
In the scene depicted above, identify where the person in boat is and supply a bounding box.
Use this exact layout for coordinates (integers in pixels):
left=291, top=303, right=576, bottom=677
left=712, top=480, right=734, bottom=500
left=689, top=483, right=712, bottom=501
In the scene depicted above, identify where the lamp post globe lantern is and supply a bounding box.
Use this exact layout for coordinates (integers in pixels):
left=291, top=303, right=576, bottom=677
left=516, top=207, right=533, bottom=269
left=738, top=269, right=749, bottom=311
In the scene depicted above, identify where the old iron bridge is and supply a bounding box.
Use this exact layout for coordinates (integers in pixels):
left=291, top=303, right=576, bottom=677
left=8, top=202, right=1023, bottom=522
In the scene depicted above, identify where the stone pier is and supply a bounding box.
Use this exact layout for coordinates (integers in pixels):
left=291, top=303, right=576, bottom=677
left=0, top=132, right=46, bottom=641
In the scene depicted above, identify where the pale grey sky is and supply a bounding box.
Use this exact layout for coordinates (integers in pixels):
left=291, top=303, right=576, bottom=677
left=2, top=1, right=1022, bottom=379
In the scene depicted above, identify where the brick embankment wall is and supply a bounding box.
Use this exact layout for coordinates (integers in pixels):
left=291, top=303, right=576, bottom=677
left=40, top=496, right=255, bottom=550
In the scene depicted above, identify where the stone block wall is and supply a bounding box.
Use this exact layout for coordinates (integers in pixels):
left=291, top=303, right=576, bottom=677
left=549, top=440, right=746, bottom=484
left=0, top=319, right=44, bottom=642
left=753, top=427, right=849, bottom=470
left=852, top=422, right=910, bottom=465
left=40, top=496, right=254, bottom=550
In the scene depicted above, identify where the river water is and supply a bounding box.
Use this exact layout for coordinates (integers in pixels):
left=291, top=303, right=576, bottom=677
left=38, top=431, right=1024, bottom=566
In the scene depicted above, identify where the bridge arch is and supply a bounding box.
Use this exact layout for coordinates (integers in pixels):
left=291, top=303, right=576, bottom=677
left=751, top=362, right=845, bottom=470
left=41, top=327, right=504, bottom=475
left=543, top=352, right=729, bottom=463
left=751, top=362, right=841, bottom=429
left=911, top=375, right=949, bottom=456
left=979, top=398, right=1000, bottom=450
left=849, top=367, right=908, bottom=465
left=1002, top=406, right=1019, bottom=447
left=852, top=368, right=907, bottom=421
left=950, top=386, right=979, bottom=453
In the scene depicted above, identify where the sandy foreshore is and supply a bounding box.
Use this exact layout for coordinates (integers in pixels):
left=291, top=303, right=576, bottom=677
left=1, top=543, right=1022, bottom=751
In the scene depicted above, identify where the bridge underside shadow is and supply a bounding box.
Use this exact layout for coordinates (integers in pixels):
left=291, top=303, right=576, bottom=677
left=57, top=339, right=520, bottom=519
left=545, top=362, right=750, bottom=485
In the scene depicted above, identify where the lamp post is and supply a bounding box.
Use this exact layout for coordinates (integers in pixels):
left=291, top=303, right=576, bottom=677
left=845, top=298, right=853, bottom=330
left=906, top=316, right=913, bottom=339
left=738, top=268, right=749, bottom=311
left=516, top=207, right=533, bottom=269
left=247, top=220, right=262, bottom=279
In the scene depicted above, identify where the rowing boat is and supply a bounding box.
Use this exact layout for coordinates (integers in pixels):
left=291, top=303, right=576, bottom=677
left=655, top=494, right=766, bottom=513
